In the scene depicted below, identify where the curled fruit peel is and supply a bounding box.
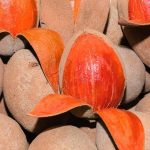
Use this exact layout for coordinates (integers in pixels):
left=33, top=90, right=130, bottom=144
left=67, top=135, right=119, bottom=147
left=19, top=28, right=64, bottom=92
left=62, top=33, right=125, bottom=110
left=128, top=0, right=150, bottom=23
left=29, top=94, right=90, bottom=117
left=0, top=0, right=37, bottom=36
left=97, top=108, right=144, bottom=150
left=29, top=96, right=144, bottom=150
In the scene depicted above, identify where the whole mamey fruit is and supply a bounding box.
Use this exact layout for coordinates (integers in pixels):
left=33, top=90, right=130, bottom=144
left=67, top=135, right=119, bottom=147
left=0, top=113, right=28, bottom=150
left=117, top=46, right=145, bottom=103
left=28, top=125, right=97, bottom=150
left=60, top=30, right=125, bottom=112
left=3, top=49, right=54, bottom=132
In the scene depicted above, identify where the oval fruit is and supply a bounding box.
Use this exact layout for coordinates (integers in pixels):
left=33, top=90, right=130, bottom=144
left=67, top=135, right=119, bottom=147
left=0, top=113, right=28, bottom=150
left=60, top=30, right=125, bottom=111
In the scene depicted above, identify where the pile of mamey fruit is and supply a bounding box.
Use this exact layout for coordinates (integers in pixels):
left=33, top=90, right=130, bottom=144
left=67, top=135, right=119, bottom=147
left=0, top=0, right=150, bottom=149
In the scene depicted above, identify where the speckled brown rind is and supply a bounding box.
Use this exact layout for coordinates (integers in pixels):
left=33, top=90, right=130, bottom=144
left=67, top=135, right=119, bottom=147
left=117, top=46, right=145, bottom=103
left=74, top=0, right=110, bottom=33
left=80, top=126, right=96, bottom=144
left=96, top=121, right=116, bottom=150
left=0, top=113, right=28, bottom=150
left=144, top=71, right=150, bottom=93
left=106, top=0, right=124, bottom=45
left=40, top=0, right=74, bottom=44
left=28, top=125, right=97, bottom=150
left=122, top=26, right=150, bottom=68
left=3, top=49, right=54, bottom=132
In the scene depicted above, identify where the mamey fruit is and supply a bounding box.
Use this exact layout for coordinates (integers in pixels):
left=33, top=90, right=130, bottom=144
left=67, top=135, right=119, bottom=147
left=60, top=30, right=125, bottom=111
left=117, top=46, right=145, bottom=103
left=28, top=125, right=97, bottom=150
left=0, top=113, right=28, bottom=150
left=40, top=0, right=73, bottom=44
left=3, top=49, right=54, bottom=132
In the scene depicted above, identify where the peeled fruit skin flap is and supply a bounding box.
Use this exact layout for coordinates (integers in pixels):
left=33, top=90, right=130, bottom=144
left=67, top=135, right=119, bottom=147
left=97, top=108, right=144, bottom=150
left=19, top=28, right=64, bottom=92
left=62, top=33, right=125, bottom=111
left=128, top=0, right=150, bottom=23
left=0, top=0, right=37, bottom=36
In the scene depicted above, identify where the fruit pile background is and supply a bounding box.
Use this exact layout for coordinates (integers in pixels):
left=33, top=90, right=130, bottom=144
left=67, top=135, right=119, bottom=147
left=0, top=0, right=150, bottom=149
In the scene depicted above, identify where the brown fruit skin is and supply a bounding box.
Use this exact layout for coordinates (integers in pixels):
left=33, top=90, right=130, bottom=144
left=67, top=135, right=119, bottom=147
left=131, top=111, right=150, bottom=150
left=144, top=71, right=150, bottom=93
left=0, top=33, right=25, bottom=56
left=135, top=93, right=150, bottom=113
left=0, top=98, right=8, bottom=115
left=96, top=122, right=116, bottom=150
left=0, top=113, right=28, bottom=150
left=3, top=49, right=55, bottom=132
left=80, top=127, right=96, bottom=144
left=0, top=58, right=3, bottom=95
left=74, top=0, right=110, bottom=33
left=40, top=0, right=74, bottom=44
left=0, top=34, right=14, bottom=55
left=123, top=26, right=150, bottom=67
left=117, top=46, right=145, bottom=104
left=106, top=0, right=124, bottom=45
left=28, top=125, right=97, bottom=150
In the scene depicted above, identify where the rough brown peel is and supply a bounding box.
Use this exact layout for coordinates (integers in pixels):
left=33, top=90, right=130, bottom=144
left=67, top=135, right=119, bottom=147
left=40, top=0, right=74, bottom=44
left=122, top=26, right=150, bottom=68
left=3, top=49, right=54, bottom=132
left=0, top=113, right=28, bottom=150
left=144, top=71, right=150, bottom=93
left=28, top=125, right=97, bottom=150
left=105, top=0, right=124, bottom=45
left=74, top=0, right=110, bottom=33
left=117, top=46, right=145, bottom=103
